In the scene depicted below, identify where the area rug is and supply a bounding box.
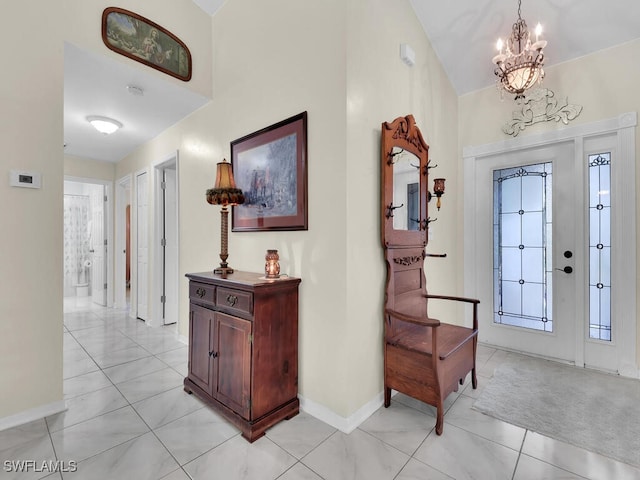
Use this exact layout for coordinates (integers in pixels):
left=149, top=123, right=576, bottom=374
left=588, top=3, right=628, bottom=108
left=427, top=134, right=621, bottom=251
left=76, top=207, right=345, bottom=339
left=473, top=355, right=640, bottom=467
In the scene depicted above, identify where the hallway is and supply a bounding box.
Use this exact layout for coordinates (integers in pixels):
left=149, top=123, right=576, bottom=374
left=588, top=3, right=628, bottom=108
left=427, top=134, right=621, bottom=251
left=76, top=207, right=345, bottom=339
left=1, top=299, right=638, bottom=479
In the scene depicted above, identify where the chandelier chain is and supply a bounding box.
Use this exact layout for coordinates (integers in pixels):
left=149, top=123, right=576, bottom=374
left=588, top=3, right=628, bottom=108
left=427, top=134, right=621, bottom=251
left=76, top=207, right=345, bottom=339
left=517, top=0, right=522, bottom=20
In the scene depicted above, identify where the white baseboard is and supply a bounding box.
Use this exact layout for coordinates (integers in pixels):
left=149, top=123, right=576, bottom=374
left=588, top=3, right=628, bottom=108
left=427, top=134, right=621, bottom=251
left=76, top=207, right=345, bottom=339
left=0, top=400, right=67, bottom=432
left=299, top=391, right=384, bottom=434
left=177, top=334, right=188, bottom=345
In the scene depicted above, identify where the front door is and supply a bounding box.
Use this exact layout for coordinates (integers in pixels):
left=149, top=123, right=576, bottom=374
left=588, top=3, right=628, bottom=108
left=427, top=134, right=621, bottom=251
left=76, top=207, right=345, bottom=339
left=465, top=116, right=637, bottom=375
left=475, top=142, right=579, bottom=363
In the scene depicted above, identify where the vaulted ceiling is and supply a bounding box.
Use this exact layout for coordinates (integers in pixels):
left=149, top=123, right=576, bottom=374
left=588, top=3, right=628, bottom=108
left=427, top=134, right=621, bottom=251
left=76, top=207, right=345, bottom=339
left=64, top=1, right=640, bottom=162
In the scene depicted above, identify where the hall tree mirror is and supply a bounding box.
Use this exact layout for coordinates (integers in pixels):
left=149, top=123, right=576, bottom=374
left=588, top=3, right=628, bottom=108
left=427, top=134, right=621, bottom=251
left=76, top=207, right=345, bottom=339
left=390, top=147, right=421, bottom=231
left=381, top=115, right=429, bottom=248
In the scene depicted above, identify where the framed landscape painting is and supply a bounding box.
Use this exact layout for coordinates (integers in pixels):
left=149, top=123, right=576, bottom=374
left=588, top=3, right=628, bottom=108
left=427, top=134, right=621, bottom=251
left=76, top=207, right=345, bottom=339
left=231, top=112, right=308, bottom=232
left=102, top=7, right=192, bottom=81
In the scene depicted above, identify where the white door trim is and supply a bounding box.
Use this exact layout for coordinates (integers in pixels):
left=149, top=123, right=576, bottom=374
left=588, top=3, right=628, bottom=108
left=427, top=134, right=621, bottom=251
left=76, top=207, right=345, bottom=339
left=463, top=112, right=637, bottom=378
left=115, top=174, right=132, bottom=311
left=134, top=168, right=150, bottom=321
left=151, top=151, right=180, bottom=328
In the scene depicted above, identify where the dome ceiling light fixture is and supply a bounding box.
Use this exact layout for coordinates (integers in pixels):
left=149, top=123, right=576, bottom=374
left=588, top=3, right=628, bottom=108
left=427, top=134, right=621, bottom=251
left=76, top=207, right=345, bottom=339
left=86, top=115, right=123, bottom=135
left=492, top=0, right=547, bottom=100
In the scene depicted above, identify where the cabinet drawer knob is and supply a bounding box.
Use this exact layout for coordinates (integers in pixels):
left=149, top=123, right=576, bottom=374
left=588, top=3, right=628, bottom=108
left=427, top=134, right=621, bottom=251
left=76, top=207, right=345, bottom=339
left=196, top=287, right=206, bottom=298
left=226, top=294, right=238, bottom=306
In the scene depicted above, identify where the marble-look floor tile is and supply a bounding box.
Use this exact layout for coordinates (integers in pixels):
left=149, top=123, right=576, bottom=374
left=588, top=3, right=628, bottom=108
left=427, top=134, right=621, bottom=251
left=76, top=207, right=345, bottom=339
left=91, top=345, right=151, bottom=369
left=63, top=332, right=82, bottom=352
left=169, top=363, right=188, bottom=377
left=63, top=347, right=93, bottom=364
left=40, top=473, right=63, bottom=480
left=80, top=335, right=139, bottom=358
left=66, top=432, right=178, bottom=480
left=522, top=431, right=640, bottom=480
left=102, top=356, right=168, bottom=384
left=302, top=429, right=409, bottom=480
left=159, top=469, right=191, bottom=480
left=138, top=337, right=186, bottom=355
left=359, top=402, right=434, bottom=455
left=47, top=385, right=128, bottom=432
left=63, top=356, right=99, bottom=380
left=132, top=386, right=203, bottom=429
left=116, top=367, right=184, bottom=404
left=0, top=419, right=49, bottom=451
left=63, top=314, right=105, bottom=332
left=184, top=435, right=296, bottom=480
left=63, top=370, right=113, bottom=400
left=476, top=344, right=497, bottom=366
left=156, top=346, right=188, bottom=367
left=277, top=462, right=323, bottom=480
left=391, top=391, right=458, bottom=420
left=413, top=424, right=519, bottom=480
left=0, top=434, right=56, bottom=480
left=267, top=411, right=336, bottom=459
left=513, top=454, right=586, bottom=480
left=447, top=395, right=525, bottom=450
left=154, top=407, right=239, bottom=465
left=50, top=406, right=149, bottom=463
left=477, top=349, right=517, bottom=378
left=395, top=458, right=454, bottom=480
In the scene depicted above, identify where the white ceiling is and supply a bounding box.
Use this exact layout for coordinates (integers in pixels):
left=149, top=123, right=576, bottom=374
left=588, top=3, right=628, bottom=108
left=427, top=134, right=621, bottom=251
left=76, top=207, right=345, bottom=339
left=409, top=0, right=640, bottom=95
left=64, top=1, right=640, bottom=163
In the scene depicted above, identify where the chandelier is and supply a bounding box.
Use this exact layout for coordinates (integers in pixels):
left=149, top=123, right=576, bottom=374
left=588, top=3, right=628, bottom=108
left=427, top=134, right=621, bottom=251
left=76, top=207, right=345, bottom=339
left=492, top=0, right=547, bottom=99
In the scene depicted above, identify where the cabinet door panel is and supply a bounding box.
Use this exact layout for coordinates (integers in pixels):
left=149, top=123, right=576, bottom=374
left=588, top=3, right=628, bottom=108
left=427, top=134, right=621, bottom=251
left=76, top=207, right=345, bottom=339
left=189, top=303, right=214, bottom=394
left=214, top=312, right=251, bottom=418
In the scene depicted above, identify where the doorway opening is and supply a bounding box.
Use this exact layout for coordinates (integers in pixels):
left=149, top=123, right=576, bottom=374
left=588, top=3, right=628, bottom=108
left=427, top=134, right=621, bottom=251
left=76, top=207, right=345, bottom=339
left=63, top=177, right=113, bottom=308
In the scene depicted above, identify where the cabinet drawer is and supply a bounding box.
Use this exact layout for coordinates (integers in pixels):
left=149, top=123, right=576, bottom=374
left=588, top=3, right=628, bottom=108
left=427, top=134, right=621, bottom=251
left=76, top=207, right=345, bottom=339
left=217, top=287, right=253, bottom=316
left=190, top=282, right=216, bottom=306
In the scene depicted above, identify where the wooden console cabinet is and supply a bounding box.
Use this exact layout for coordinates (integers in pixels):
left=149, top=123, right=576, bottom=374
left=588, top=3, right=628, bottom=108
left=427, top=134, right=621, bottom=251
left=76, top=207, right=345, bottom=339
left=184, top=271, right=301, bottom=442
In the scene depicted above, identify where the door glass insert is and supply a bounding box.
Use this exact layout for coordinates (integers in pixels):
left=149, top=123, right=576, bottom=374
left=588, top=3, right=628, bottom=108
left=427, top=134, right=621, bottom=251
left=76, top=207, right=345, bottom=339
left=493, top=163, right=553, bottom=332
left=588, top=153, right=612, bottom=341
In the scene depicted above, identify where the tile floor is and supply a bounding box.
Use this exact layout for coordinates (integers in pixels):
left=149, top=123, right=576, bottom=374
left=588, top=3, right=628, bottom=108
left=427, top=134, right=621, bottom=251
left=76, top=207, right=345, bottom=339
left=1, top=298, right=639, bottom=480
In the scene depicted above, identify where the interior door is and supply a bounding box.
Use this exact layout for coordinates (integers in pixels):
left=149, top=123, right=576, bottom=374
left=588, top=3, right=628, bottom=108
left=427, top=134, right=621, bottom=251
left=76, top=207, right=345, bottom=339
left=474, top=142, right=579, bottom=363
left=90, top=184, right=107, bottom=306
left=136, top=171, right=149, bottom=321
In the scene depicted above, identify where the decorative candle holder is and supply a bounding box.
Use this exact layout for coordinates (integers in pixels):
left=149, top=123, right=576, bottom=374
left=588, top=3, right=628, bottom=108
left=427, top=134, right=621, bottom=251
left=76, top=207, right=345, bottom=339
left=265, top=249, right=280, bottom=279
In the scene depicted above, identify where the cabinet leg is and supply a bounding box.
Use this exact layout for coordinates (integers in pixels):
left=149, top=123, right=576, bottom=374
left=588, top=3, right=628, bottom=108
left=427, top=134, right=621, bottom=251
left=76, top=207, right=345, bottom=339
left=384, top=387, right=391, bottom=407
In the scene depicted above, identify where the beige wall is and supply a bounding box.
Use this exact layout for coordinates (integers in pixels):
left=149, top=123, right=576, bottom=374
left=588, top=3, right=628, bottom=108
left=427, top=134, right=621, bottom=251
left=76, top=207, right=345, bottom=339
left=0, top=1, right=64, bottom=418
left=116, top=0, right=459, bottom=419
left=63, top=0, right=212, bottom=99
left=459, top=39, right=640, bottom=367
left=65, top=155, right=115, bottom=181
left=344, top=0, right=460, bottom=414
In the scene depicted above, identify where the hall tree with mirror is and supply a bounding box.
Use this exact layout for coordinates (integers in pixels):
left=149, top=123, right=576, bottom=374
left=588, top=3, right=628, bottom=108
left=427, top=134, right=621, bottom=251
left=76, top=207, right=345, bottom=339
left=380, top=114, right=479, bottom=435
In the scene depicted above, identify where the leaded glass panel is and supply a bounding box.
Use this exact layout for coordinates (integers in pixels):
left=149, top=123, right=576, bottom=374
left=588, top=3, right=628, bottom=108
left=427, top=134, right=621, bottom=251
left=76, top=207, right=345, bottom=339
left=493, top=163, right=552, bottom=332
left=588, top=153, right=612, bottom=341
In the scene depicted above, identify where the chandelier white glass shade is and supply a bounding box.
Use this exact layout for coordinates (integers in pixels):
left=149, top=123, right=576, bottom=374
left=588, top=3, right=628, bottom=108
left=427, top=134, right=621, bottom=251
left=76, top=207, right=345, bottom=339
left=87, top=115, right=123, bottom=135
left=492, top=0, right=546, bottom=99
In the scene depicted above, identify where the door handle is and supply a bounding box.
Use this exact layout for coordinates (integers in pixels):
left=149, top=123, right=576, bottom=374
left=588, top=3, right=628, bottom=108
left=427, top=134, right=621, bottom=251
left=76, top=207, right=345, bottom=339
left=555, top=266, right=573, bottom=274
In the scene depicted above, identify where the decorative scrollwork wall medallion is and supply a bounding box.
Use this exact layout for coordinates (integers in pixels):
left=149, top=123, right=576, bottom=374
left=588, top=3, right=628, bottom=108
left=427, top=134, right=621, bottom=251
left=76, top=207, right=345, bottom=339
left=503, top=88, right=583, bottom=137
